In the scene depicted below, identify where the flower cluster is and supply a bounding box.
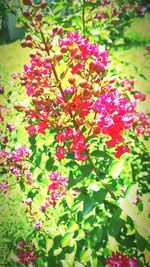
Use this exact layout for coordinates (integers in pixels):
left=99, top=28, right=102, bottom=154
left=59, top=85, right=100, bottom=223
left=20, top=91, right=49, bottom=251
left=93, top=90, right=136, bottom=153
left=40, top=171, right=68, bottom=210
left=106, top=252, right=139, bottom=267
left=56, top=128, right=89, bottom=161
left=59, top=30, right=110, bottom=72
left=17, top=241, right=37, bottom=266
left=19, top=30, right=150, bottom=161
left=0, top=146, right=33, bottom=189
left=135, top=112, right=150, bottom=136
left=120, top=78, right=134, bottom=92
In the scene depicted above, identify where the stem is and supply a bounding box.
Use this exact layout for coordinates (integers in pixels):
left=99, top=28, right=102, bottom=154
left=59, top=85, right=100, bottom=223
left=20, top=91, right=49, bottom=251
left=86, top=153, right=117, bottom=200
left=82, top=0, right=86, bottom=38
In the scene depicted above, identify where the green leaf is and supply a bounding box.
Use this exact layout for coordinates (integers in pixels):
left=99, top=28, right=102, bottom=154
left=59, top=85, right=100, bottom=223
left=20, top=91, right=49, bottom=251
left=68, top=220, right=79, bottom=232
left=36, top=258, right=45, bottom=266
left=28, top=136, right=36, bottom=147
left=135, top=231, right=150, bottom=251
left=90, top=251, right=98, bottom=267
left=93, top=188, right=107, bottom=203
left=80, top=247, right=92, bottom=263
left=45, top=158, right=55, bottom=171
left=125, top=183, right=138, bottom=203
left=83, top=196, right=95, bottom=217
left=61, top=233, right=74, bottom=248
left=20, top=179, right=25, bottom=191
left=118, top=198, right=150, bottom=240
left=74, top=261, right=84, bottom=267
left=108, top=208, right=125, bottom=237
left=108, top=159, right=126, bottom=178
left=92, top=227, right=103, bottom=244
left=79, top=164, right=92, bottom=178
left=139, top=73, right=147, bottom=80
left=91, top=150, right=112, bottom=159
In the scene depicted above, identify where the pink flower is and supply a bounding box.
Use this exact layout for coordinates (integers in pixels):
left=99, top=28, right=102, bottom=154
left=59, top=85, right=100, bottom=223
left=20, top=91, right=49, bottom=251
left=25, top=84, right=34, bottom=96
left=28, top=126, right=36, bottom=136
left=115, top=145, right=130, bottom=158
left=146, top=43, right=150, bottom=53
left=56, top=146, right=65, bottom=160
left=6, top=124, right=14, bottom=132
left=17, top=241, right=38, bottom=265
left=96, top=12, right=105, bottom=19
left=0, top=180, right=8, bottom=194
left=34, top=221, right=42, bottom=230
left=94, top=91, right=136, bottom=147
left=42, top=171, right=69, bottom=208
left=24, top=170, right=33, bottom=184
left=133, top=91, right=146, bottom=102
left=71, top=63, right=84, bottom=74
left=106, top=252, right=139, bottom=267
left=12, top=146, right=31, bottom=162
left=56, top=127, right=73, bottom=142
left=37, top=120, right=48, bottom=134
left=59, top=31, right=110, bottom=69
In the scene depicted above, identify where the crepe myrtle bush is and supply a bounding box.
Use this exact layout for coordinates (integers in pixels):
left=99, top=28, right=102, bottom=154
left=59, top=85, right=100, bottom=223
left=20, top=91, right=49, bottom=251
left=1, top=0, right=150, bottom=266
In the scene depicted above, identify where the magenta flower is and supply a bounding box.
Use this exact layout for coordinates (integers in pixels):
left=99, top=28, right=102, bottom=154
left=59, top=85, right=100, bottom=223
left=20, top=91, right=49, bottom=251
left=56, top=146, right=65, bottom=161
left=106, top=252, right=139, bottom=267
left=34, top=221, right=42, bottom=230
left=40, top=171, right=69, bottom=208
left=115, top=145, right=130, bottom=158
left=17, top=241, right=38, bottom=265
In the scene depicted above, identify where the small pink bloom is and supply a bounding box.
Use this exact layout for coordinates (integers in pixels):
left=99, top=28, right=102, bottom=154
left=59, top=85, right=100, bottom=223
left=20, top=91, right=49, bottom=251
left=106, top=252, right=139, bottom=267
left=56, top=146, right=65, bottom=160
left=133, top=91, right=146, bottom=102
left=34, top=221, right=42, bottom=230
left=115, top=145, right=130, bottom=158
left=71, top=63, right=84, bottom=74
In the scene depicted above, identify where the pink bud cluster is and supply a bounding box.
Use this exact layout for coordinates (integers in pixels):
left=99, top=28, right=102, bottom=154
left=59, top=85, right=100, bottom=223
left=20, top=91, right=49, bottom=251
left=40, top=171, right=68, bottom=210
left=106, top=252, right=139, bottom=267
left=17, top=241, right=37, bottom=266
left=0, top=146, right=33, bottom=187
left=23, top=57, right=51, bottom=96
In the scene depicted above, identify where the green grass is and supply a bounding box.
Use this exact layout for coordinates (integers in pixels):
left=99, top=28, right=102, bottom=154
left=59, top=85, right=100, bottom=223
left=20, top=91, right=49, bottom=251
left=0, top=40, right=30, bottom=79
left=110, top=46, right=150, bottom=113
left=124, top=13, right=150, bottom=44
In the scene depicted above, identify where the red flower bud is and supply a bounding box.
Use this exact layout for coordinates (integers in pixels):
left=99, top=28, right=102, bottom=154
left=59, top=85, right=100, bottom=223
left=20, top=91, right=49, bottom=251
left=79, top=79, right=88, bottom=88
left=40, top=0, right=47, bottom=9
left=35, top=11, right=43, bottom=21
left=60, top=45, right=68, bottom=53
left=55, top=52, right=63, bottom=61
left=20, top=40, right=27, bottom=48
left=68, top=76, right=75, bottom=84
